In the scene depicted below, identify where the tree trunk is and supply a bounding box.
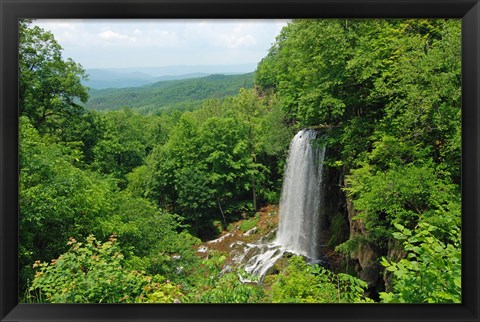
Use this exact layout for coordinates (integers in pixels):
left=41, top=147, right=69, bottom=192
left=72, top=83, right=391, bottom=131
left=252, top=178, right=257, bottom=211
left=217, top=198, right=227, bottom=227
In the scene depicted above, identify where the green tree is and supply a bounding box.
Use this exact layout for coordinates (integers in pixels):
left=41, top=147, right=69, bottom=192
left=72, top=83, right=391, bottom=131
left=19, top=20, right=89, bottom=133
left=256, top=20, right=354, bottom=126
left=20, top=115, right=196, bottom=295
left=128, top=107, right=262, bottom=234
left=90, top=108, right=170, bottom=187
left=258, top=18, right=461, bottom=302
left=344, top=161, right=460, bottom=246
left=19, top=116, right=117, bottom=293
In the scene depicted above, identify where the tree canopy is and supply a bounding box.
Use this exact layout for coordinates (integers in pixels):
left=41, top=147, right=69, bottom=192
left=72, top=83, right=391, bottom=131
left=19, top=19, right=461, bottom=304
left=19, top=20, right=89, bottom=134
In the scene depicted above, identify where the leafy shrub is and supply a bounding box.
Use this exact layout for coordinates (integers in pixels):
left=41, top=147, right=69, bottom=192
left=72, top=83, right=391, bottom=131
left=29, top=235, right=184, bottom=303
left=344, top=161, right=460, bottom=248
left=179, top=250, right=265, bottom=303
left=379, top=222, right=461, bottom=303
left=19, top=116, right=119, bottom=293
left=195, top=271, right=265, bottom=303
left=269, top=256, right=372, bottom=303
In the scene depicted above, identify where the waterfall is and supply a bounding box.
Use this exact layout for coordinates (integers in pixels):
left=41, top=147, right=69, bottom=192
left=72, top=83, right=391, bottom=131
left=238, top=129, right=326, bottom=279
left=276, top=129, right=325, bottom=259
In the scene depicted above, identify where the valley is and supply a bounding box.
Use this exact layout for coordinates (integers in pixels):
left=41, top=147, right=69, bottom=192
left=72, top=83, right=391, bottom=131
left=86, top=73, right=254, bottom=113
left=19, top=18, right=462, bottom=305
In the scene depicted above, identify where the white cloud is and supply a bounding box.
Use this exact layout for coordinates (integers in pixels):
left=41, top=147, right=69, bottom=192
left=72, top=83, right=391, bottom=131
left=32, top=19, right=290, bottom=68
left=98, top=30, right=128, bottom=40
left=145, top=29, right=180, bottom=47
left=96, top=30, right=138, bottom=45
left=38, top=21, right=76, bottom=31
left=217, top=33, right=256, bottom=48
left=32, top=20, right=80, bottom=43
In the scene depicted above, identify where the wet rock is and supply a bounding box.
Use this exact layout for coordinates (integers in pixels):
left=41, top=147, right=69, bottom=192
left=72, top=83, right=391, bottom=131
left=220, top=265, right=233, bottom=276
left=264, top=251, right=294, bottom=276
left=243, top=227, right=257, bottom=236
left=258, top=228, right=277, bottom=243
left=230, top=241, right=244, bottom=249
left=207, top=232, right=233, bottom=244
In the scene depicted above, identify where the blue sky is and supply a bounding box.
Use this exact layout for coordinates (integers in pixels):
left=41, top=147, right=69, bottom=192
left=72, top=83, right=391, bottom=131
left=34, top=19, right=289, bottom=69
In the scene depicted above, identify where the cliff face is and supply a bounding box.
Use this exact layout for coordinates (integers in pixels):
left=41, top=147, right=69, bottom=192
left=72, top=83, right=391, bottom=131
left=321, top=158, right=385, bottom=297
left=345, top=197, right=383, bottom=294
left=320, top=149, right=348, bottom=246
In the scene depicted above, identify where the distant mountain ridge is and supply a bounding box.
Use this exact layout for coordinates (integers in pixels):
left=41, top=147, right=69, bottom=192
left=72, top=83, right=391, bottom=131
left=84, top=63, right=257, bottom=89
left=86, top=72, right=255, bottom=114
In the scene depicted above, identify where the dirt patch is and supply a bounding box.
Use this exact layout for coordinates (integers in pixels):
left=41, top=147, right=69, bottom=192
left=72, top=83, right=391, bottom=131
left=194, top=205, right=344, bottom=273
left=195, top=205, right=278, bottom=259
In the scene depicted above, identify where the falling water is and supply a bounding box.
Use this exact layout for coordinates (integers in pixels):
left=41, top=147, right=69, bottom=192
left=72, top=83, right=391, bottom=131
left=276, top=129, right=325, bottom=259
left=238, top=129, right=326, bottom=279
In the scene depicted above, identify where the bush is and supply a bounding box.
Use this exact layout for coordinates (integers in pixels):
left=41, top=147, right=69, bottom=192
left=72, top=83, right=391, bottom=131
left=29, top=235, right=184, bottom=303
left=195, top=271, right=265, bottom=303
left=269, top=256, right=372, bottom=303
left=379, top=222, right=461, bottom=303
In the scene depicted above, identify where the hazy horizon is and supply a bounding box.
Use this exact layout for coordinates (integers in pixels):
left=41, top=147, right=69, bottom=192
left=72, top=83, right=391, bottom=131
left=83, top=62, right=258, bottom=89
left=33, top=19, right=289, bottom=69
left=86, top=62, right=257, bottom=75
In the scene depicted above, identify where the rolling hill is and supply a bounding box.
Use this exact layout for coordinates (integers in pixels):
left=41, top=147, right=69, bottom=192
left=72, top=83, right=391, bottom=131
left=85, top=73, right=255, bottom=114
left=85, top=69, right=210, bottom=89
left=84, top=63, right=257, bottom=89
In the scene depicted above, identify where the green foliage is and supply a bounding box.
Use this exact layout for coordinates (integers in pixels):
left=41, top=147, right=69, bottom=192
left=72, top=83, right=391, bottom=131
left=127, top=89, right=288, bottom=235
left=195, top=271, right=264, bottom=303
left=167, top=114, right=258, bottom=227
left=19, top=20, right=89, bottom=133
left=269, top=256, right=372, bottom=303
left=86, top=73, right=255, bottom=113
left=95, top=191, right=201, bottom=278
left=179, top=251, right=264, bottom=303
left=257, top=19, right=461, bottom=167
left=239, top=214, right=260, bottom=232
left=259, top=19, right=461, bottom=303
left=379, top=222, right=461, bottom=303
left=20, top=17, right=462, bottom=304
left=270, top=257, right=337, bottom=303
left=335, top=236, right=367, bottom=259
left=256, top=20, right=354, bottom=126
left=29, top=235, right=184, bottom=303
left=19, top=116, right=117, bottom=289
left=19, top=115, right=198, bottom=296
left=90, top=109, right=150, bottom=185
left=345, top=161, right=460, bottom=245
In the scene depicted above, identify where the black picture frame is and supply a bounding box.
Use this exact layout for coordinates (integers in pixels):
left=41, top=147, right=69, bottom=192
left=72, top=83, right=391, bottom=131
left=1, top=0, right=479, bottom=321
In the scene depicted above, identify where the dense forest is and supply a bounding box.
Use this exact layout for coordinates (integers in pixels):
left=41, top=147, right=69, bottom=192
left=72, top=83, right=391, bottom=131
left=19, top=18, right=461, bottom=304
left=86, top=73, right=255, bottom=113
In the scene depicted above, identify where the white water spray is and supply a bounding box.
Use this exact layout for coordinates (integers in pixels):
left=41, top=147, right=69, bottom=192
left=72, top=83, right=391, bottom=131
left=239, top=129, right=326, bottom=279
left=276, top=129, right=325, bottom=259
